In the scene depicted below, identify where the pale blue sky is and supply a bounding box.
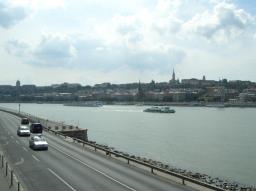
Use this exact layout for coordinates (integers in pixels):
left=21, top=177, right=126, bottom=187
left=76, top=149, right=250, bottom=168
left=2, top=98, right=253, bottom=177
left=0, top=0, right=256, bottom=85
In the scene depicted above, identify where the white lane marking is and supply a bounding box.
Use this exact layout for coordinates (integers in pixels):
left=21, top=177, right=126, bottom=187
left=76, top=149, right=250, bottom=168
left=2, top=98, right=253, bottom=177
left=15, top=140, right=19, bottom=144
left=32, top=155, right=40, bottom=162
left=51, top=145, right=137, bottom=191
left=48, top=168, right=77, bottom=191
left=22, top=147, right=28, bottom=152
left=14, top=158, right=24, bottom=166
left=11, top=135, right=14, bottom=139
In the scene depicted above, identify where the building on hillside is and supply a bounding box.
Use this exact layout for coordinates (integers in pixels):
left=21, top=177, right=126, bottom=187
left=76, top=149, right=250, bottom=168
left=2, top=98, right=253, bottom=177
left=181, top=78, right=200, bottom=86
left=239, top=88, right=256, bottom=102
left=182, top=77, right=218, bottom=87
left=16, top=80, right=21, bottom=87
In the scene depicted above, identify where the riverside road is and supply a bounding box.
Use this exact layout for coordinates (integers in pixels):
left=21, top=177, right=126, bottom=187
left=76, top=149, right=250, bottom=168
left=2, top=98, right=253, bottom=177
left=0, top=111, right=195, bottom=191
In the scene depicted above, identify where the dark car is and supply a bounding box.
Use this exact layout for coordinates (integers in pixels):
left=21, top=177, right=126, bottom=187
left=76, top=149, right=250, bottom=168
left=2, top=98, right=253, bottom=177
left=21, top=118, right=29, bottom=125
left=30, top=123, right=43, bottom=134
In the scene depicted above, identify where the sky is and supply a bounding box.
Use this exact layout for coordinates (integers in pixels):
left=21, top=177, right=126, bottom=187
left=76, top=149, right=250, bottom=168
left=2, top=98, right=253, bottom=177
left=0, top=0, right=256, bottom=86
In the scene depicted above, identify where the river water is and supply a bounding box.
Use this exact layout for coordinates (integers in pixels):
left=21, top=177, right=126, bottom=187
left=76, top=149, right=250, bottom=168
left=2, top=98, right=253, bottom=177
left=1, top=103, right=255, bottom=186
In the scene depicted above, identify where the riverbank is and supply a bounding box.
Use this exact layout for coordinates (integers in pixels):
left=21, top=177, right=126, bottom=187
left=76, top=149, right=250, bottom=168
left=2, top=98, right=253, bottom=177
left=108, top=101, right=256, bottom=108
left=90, top=141, right=256, bottom=191
left=2, top=101, right=256, bottom=108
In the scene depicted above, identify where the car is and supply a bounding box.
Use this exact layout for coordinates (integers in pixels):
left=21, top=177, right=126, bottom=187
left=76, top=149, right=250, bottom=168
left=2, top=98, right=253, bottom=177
left=21, top=118, right=30, bottom=125
left=29, top=135, right=48, bottom=150
left=30, top=123, right=43, bottom=134
left=17, top=125, right=31, bottom=136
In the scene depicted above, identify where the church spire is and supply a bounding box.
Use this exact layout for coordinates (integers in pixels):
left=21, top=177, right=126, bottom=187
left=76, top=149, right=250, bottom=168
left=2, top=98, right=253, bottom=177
left=172, top=68, right=175, bottom=81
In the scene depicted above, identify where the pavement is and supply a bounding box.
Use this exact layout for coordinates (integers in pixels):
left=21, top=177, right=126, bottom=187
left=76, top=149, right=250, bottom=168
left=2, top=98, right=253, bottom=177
left=0, top=150, right=12, bottom=191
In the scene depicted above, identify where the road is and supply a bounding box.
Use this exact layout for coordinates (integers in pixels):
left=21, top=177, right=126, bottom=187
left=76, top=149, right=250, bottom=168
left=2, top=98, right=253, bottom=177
left=0, top=111, right=195, bottom=191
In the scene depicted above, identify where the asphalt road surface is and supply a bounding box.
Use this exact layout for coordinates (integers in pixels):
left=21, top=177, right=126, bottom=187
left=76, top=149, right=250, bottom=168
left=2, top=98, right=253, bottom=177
left=0, top=111, right=195, bottom=191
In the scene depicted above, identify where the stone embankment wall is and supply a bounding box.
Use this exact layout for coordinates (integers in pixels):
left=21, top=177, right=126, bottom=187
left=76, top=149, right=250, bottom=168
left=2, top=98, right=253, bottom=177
left=27, top=115, right=88, bottom=141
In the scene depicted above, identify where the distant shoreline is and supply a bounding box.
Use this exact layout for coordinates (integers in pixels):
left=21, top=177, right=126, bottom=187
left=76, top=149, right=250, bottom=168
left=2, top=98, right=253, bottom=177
left=1, top=101, right=256, bottom=108
left=109, top=101, right=256, bottom=108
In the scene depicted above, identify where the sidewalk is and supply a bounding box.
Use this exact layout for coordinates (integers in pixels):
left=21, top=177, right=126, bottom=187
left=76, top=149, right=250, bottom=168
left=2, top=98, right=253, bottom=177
left=0, top=150, right=12, bottom=191
left=0, top=170, right=11, bottom=191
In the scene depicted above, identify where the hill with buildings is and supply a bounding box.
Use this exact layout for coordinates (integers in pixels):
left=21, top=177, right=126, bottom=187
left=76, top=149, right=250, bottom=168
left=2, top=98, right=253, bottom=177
left=1, top=71, right=256, bottom=104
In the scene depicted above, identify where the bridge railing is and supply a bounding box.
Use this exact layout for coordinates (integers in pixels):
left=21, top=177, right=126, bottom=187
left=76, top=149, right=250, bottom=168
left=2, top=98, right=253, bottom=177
left=0, top=107, right=225, bottom=191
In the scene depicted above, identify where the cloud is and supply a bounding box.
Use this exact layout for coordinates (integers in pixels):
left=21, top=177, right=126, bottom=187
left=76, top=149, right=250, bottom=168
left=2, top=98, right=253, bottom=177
left=183, top=2, right=254, bottom=41
left=121, top=46, right=185, bottom=72
left=0, top=2, right=27, bottom=28
left=155, top=0, right=182, bottom=16
left=6, top=34, right=77, bottom=67
left=5, top=39, right=30, bottom=56
left=32, top=34, right=77, bottom=67
left=5, top=32, right=185, bottom=74
left=2, top=0, right=256, bottom=84
left=35, top=35, right=76, bottom=59
left=9, top=0, right=65, bottom=10
left=63, top=34, right=186, bottom=73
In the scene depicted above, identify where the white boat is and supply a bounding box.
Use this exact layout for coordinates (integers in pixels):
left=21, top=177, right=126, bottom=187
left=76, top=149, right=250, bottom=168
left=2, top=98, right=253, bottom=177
left=143, top=106, right=175, bottom=113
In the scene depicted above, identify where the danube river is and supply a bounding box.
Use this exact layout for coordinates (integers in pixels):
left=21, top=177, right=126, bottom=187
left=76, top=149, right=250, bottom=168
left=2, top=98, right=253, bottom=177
left=1, top=103, right=255, bottom=186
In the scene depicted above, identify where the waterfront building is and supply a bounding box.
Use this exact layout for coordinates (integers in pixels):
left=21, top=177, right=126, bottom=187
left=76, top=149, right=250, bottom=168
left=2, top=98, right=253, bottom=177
left=239, top=88, right=256, bottom=102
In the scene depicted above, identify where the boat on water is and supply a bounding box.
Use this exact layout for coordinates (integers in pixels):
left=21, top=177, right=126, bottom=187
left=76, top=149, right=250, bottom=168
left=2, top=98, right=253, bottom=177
left=63, top=101, right=103, bottom=107
left=143, top=106, right=175, bottom=113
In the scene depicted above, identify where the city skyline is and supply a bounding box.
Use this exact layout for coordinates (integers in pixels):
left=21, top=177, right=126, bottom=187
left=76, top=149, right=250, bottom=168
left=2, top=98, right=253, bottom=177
left=1, top=0, right=256, bottom=85
left=7, top=72, right=256, bottom=87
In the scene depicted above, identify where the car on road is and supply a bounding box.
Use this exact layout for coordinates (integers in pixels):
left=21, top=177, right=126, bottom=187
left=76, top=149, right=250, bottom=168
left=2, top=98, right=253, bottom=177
left=29, top=135, right=48, bottom=150
left=21, top=118, right=30, bottom=125
left=17, top=125, right=31, bottom=136
left=30, top=123, right=43, bottom=134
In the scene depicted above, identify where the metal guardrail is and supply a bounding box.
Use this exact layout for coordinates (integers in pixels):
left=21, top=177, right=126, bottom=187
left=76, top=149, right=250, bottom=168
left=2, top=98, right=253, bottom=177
left=0, top=153, right=24, bottom=191
left=47, top=130, right=225, bottom=191
left=0, top=107, right=226, bottom=191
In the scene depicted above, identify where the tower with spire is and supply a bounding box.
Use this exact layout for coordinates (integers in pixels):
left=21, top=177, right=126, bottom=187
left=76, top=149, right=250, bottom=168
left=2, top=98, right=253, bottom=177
left=170, top=68, right=178, bottom=85
left=172, top=69, right=175, bottom=81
